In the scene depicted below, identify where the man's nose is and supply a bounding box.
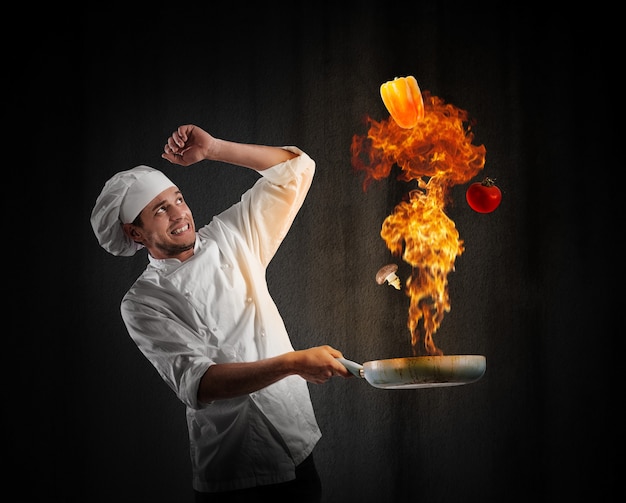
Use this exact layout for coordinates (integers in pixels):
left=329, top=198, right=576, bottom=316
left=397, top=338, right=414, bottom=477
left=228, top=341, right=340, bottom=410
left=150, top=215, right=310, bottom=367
left=170, top=206, right=187, bottom=219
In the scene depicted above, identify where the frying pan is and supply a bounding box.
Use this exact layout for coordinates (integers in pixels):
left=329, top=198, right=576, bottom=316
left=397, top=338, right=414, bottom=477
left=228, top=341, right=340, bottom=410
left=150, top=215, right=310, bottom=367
left=337, top=355, right=486, bottom=389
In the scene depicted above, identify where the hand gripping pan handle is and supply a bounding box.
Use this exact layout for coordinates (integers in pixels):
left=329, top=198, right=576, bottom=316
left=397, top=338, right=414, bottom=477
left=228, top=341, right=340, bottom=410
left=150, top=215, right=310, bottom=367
left=336, top=357, right=364, bottom=378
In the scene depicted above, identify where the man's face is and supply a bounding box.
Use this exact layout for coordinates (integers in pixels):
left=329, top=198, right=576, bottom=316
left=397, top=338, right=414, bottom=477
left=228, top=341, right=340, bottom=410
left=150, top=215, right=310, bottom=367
left=125, top=186, right=196, bottom=261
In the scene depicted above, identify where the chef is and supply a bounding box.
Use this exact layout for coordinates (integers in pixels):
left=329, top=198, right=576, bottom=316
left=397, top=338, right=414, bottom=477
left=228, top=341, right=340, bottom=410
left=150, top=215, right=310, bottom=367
left=90, top=123, right=351, bottom=502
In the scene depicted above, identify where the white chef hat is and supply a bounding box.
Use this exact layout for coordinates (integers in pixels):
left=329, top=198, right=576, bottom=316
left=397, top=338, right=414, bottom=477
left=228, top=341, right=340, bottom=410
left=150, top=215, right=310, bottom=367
left=90, top=165, right=176, bottom=256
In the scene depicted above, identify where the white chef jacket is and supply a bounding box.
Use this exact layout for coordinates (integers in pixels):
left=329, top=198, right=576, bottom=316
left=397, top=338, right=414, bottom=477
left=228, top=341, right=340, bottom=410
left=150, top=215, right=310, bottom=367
left=120, top=147, right=321, bottom=493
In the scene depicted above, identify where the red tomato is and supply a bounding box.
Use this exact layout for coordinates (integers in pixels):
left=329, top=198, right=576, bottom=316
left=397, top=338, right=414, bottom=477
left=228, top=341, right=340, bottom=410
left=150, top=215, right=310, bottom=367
left=466, top=177, right=502, bottom=213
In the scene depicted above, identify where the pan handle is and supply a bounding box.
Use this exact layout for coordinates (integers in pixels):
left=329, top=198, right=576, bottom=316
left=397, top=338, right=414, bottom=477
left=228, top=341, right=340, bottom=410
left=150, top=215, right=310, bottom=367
left=336, top=357, right=364, bottom=378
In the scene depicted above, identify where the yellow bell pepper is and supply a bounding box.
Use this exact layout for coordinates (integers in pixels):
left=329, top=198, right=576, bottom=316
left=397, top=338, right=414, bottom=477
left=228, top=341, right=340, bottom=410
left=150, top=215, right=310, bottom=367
left=380, top=76, right=424, bottom=129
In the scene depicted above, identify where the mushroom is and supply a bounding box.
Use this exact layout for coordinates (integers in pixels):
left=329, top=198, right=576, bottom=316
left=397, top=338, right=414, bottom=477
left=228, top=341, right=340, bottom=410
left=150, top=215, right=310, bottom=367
left=376, top=263, right=401, bottom=290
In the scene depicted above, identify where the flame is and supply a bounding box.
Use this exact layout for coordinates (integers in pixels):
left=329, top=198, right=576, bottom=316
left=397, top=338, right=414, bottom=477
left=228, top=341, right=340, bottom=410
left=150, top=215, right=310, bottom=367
left=351, top=90, right=486, bottom=355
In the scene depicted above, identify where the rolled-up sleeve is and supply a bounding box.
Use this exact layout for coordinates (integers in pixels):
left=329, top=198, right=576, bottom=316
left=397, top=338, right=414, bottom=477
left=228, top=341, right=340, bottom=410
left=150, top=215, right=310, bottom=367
left=215, top=147, right=315, bottom=267
left=121, top=285, right=214, bottom=410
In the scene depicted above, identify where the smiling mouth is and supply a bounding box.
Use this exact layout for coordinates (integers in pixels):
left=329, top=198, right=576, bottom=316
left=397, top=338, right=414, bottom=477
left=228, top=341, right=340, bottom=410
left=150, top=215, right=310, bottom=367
left=172, top=224, right=189, bottom=235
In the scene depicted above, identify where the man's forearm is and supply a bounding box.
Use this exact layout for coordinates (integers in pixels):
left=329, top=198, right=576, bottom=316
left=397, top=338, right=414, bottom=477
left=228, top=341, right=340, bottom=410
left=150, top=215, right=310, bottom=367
left=197, top=353, right=296, bottom=403
left=209, top=138, right=298, bottom=172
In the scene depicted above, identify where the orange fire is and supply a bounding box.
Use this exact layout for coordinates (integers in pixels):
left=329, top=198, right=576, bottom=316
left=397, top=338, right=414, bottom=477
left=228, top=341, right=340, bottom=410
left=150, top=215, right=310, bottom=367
left=351, top=90, right=486, bottom=356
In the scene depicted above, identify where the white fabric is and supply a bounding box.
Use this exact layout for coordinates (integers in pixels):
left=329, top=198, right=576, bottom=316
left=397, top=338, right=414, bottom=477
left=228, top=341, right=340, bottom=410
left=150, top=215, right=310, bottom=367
left=120, top=148, right=320, bottom=492
left=119, top=169, right=176, bottom=223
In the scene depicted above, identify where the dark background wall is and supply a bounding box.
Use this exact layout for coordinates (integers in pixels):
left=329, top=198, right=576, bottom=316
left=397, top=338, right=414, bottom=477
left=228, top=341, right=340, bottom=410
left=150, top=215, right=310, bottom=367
left=40, top=2, right=617, bottom=502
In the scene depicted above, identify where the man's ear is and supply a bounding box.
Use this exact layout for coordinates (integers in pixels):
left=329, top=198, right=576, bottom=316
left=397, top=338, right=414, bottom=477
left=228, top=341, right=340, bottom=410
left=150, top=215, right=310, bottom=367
left=122, top=223, right=142, bottom=242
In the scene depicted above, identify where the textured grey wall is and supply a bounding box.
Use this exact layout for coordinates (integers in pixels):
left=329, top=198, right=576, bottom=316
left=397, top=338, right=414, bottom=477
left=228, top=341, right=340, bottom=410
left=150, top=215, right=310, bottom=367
left=46, top=3, right=616, bottom=502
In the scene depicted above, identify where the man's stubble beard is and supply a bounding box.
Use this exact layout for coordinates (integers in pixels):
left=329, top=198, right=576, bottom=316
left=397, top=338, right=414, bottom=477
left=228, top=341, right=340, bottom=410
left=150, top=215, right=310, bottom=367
left=155, top=239, right=195, bottom=258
